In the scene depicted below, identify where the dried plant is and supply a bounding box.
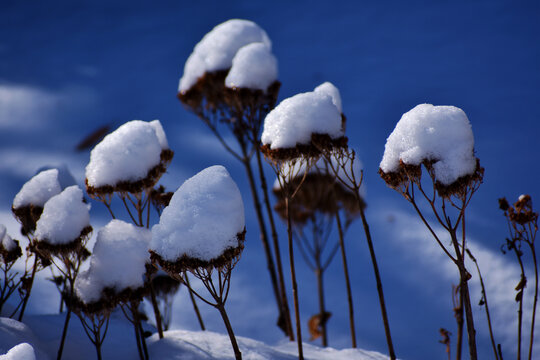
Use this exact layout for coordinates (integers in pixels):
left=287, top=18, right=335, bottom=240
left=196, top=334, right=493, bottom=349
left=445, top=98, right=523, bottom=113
left=151, top=230, right=247, bottom=360
left=500, top=194, right=538, bottom=360
left=179, top=71, right=293, bottom=338
left=380, top=157, right=484, bottom=360
left=0, top=234, right=23, bottom=314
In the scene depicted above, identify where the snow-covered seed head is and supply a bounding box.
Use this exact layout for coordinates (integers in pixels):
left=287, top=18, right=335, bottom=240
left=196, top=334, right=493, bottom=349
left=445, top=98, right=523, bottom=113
left=0, top=224, right=22, bottom=264
left=85, top=120, right=173, bottom=196
left=150, top=165, right=246, bottom=273
left=504, top=194, right=538, bottom=226
left=379, top=104, right=483, bottom=197
left=261, top=83, right=347, bottom=161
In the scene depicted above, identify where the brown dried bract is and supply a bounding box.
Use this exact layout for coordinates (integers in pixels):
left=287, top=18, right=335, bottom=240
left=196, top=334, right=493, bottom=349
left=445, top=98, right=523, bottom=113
left=33, top=226, right=93, bottom=257
left=261, top=134, right=348, bottom=162
left=308, top=311, right=332, bottom=341
left=71, top=284, right=149, bottom=316
left=508, top=194, right=538, bottom=226
left=434, top=159, right=484, bottom=198
left=177, top=70, right=229, bottom=112
left=150, top=229, right=246, bottom=275
left=86, top=149, right=174, bottom=196
left=11, top=204, right=44, bottom=235
left=0, top=239, right=22, bottom=264
left=378, top=161, right=422, bottom=189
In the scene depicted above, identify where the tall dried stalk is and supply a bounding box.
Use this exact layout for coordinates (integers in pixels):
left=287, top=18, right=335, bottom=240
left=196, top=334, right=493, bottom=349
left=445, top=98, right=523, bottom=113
left=322, top=147, right=396, bottom=359
left=379, top=158, right=483, bottom=360
left=500, top=195, right=538, bottom=360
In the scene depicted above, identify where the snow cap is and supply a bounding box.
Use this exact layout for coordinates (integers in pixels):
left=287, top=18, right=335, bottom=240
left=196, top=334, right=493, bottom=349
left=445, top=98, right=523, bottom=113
left=75, top=220, right=151, bottom=304
left=314, top=82, right=342, bottom=113
left=36, top=164, right=77, bottom=190
left=1, top=224, right=17, bottom=252
left=85, top=120, right=169, bottom=189
left=150, top=165, right=245, bottom=263
left=35, top=186, right=90, bottom=245
left=261, top=85, right=343, bottom=150
left=225, top=42, right=278, bottom=91
left=179, top=19, right=271, bottom=92
left=12, top=169, right=62, bottom=209
left=380, top=104, right=477, bottom=185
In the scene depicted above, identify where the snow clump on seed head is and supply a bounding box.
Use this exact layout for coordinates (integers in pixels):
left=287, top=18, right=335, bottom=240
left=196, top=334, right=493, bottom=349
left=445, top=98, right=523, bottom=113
left=261, top=83, right=344, bottom=157
left=12, top=169, right=62, bottom=209
left=380, top=104, right=478, bottom=186
left=225, top=42, right=278, bottom=91
left=179, top=19, right=271, bottom=93
left=34, top=186, right=90, bottom=246
left=75, top=220, right=151, bottom=305
left=85, top=120, right=172, bottom=194
left=150, top=165, right=245, bottom=268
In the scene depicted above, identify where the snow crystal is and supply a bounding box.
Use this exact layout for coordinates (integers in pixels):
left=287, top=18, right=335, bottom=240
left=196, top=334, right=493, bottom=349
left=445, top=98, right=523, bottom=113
left=150, top=165, right=245, bottom=262
left=261, top=87, right=343, bottom=149
left=0, top=224, right=16, bottom=252
left=85, top=120, right=169, bottom=189
left=75, top=220, right=151, bottom=304
left=34, top=186, right=90, bottom=245
left=380, top=104, right=477, bottom=185
left=225, top=42, right=278, bottom=91
left=314, top=82, right=342, bottom=113
left=179, top=19, right=272, bottom=92
left=0, top=343, right=36, bottom=360
left=12, top=169, right=61, bottom=209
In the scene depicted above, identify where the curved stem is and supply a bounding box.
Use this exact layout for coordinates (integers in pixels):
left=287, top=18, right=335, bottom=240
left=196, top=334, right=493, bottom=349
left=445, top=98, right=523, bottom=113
left=184, top=273, right=206, bottom=330
left=216, top=303, right=242, bottom=360
left=18, top=255, right=38, bottom=321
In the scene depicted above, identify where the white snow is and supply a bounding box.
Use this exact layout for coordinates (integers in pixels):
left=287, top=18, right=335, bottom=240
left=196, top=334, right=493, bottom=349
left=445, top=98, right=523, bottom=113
left=380, top=104, right=477, bottom=185
left=179, top=19, right=272, bottom=92
left=225, top=42, right=278, bottom=90
left=35, top=165, right=76, bottom=191
left=85, top=120, right=169, bottom=189
left=314, top=82, right=342, bottom=113
left=12, top=169, right=61, bottom=209
left=75, top=220, right=151, bottom=304
left=150, top=165, right=245, bottom=262
left=0, top=224, right=16, bottom=252
left=0, top=343, right=36, bottom=360
left=34, top=186, right=90, bottom=245
left=261, top=86, right=343, bottom=149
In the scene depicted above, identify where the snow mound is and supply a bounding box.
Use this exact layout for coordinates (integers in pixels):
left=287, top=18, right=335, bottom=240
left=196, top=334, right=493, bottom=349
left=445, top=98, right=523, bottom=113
left=75, top=220, right=151, bottom=304
left=85, top=120, right=169, bottom=189
left=261, top=85, right=343, bottom=149
left=179, top=19, right=272, bottom=92
left=147, top=329, right=389, bottom=360
left=36, top=165, right=77, bottom=191
left=0, top=224, right=16, bottom=252
left=314, top=82, right=342, bottom=113
left=0, top=343, right=36, bottom=360
left=12, top=169, right=61, bottom=209
left=150, top=165, right=245, bottom=262
left=34, top=186, right=90, bottom=245
left=225, top=42, right=278, bottom=91
left=380, top=104, right=477, bottom=185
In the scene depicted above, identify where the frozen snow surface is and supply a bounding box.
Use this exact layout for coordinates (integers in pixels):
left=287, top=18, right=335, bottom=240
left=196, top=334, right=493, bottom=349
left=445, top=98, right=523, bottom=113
left=225, top=42, right=278, bottom=91
left=0, top=224, right=16, bottom=252
left=261, top=85, right=343, bottom=149
left=85, top=120, right=169, bottom=189
left=314, top=82, right=343, bottom=114
left=0, top=343, right=36, bottom=360
left=35, top=165, right=77, bottom=191
left=380, top=104, right=477, bottom=185
left=151, top=165, right=245, bottom=262
left=12, top=169, right=61, bottom=209
left=34, top=186, right=90, bottom=245
left=75, top=220, right=151, bottom=304
left=179, top=19, right=272, bottom=92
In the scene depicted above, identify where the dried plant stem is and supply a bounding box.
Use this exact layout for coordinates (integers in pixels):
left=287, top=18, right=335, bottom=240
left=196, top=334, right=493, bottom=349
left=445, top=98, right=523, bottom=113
left=454, top=286, right=464, bottom=360
left=466, top=249, right=499, bottom=360
left=148, top=281, right=164, bottom=338
left=183, top=273, right=205, bottom=330
left=241, top=154, right=286, bottom=336
left=255, top=146, right=294, bottom=340
left=528, top=242, right=538, bottom=360
left=315, top=264, right=328, bottom=347
left=77, top=312, right=110, bottom=360
left=335, top=212, right=357, bottom=348
left=357, top=199, right=396, bottom=360
left=286, top=197, right=304, bottom=360
left=18, top=254, right=38, bottom=321
left=216, top=303, right=242, bottom=360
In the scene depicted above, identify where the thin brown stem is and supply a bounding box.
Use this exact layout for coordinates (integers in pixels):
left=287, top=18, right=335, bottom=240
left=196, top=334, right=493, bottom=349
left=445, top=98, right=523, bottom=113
left=18, top=254, right=38, bottom=321
left=335, top=211, right=357, bottom=348
left=216, top=303, right=242, bottom=360
left=184, top=273, right=206, bottom=330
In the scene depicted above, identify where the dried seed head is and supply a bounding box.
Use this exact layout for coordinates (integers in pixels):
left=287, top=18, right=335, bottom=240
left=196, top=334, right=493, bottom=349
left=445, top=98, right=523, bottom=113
left=507, top=194, right=538, bottom=226
left=0, top=238, right=22, bottom=264
left=499, top=197, right=510, bottom=211
left=33, top=226, right=93, bottom=258
left=11, top=205, right=43, bottom=235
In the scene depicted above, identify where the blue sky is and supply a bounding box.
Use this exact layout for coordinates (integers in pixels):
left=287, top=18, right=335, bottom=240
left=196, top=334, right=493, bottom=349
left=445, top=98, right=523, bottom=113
left=1, top=1, right=539, bottom=359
